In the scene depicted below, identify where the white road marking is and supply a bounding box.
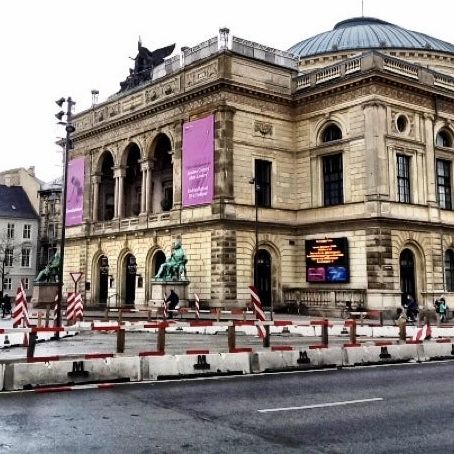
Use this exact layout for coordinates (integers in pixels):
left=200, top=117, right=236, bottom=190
left=257, top=397, right=383, bottom=413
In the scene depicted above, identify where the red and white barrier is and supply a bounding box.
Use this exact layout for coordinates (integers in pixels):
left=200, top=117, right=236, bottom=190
left=412, top=323, right=432, bottom=341
left=53, top=291, right=59, bottom=325
left=12, top=284, right=29, bottom=329
left=194, top=293, right=200, bottom=319
left=249, top=286, right=266, bottom=338
left=66, top=293, right=84, bottom=322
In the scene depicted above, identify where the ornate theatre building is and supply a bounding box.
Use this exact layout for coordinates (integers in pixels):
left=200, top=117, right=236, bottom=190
left=64, top=17, right=454, bottom=312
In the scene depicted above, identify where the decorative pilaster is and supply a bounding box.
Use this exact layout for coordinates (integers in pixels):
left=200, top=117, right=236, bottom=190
left=362, top=101, right=389, bottom=200
left=424, top=113, right=437, bottom=205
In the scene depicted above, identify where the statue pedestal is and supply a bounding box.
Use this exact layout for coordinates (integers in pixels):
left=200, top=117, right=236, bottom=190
left=31, top=283, right=59, bottom=308
left=149, top=281, right=189, bottom=308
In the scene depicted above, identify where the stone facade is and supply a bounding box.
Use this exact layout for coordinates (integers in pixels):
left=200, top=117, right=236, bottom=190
left=63, top=28, right=454, bottom=312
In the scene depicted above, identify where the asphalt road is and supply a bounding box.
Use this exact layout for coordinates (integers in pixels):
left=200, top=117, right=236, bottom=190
left=1, top=361, right=454, bottom=453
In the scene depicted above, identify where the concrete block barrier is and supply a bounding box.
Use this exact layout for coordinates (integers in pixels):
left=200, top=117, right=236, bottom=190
left=421, top=341, right=454, bottom=361
left=141, top=352, right=251, bottom=380
left=343, top=343, right=420, bottom=366
left=431, top=327, right=454, bottom=338
left=288, top=325, right=316, bottom=336
left=356, top=326, right=373, bottom=337
left=251, top=348, right=329, bottom=373
left=371, top=326, right=399, bottom=338
left=3, top=356, right=141, bottom=391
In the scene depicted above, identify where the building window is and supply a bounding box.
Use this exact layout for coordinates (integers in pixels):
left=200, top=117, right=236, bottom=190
left=23, top=278, right=30, bottom=290
left=3, top=278, right=12, bottom=291
left=323, top=154, right=343, bottom=206
left=7, top=223, right=15, bottom=239
left=322, top=124, right=342, bottom=142
left=436, top=159, right=452, bottom=210
left=445, top=249, right=454, bottom=292
left=21, top=248, right=31, bottom=267
left=5, top=248, right=13, bottom=267
left=23, top=224, right=31, bottom=239
left=254, top=159, right=272, bottom=208
left=395, top=114, right=408, bottom=133
left=436, top=129, right=453, bottom=148
left=48, top=223, right=55, bottom=240
left=397, top=154, right=411, bottom=203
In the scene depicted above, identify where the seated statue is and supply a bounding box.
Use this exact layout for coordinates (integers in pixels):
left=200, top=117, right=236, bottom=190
left=35, top=252, right=61, bottom=283
left=154, top=239, right=187, bottom=281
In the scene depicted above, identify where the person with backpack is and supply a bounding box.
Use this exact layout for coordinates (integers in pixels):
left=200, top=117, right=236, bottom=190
left=436, top=297, right=448, bottom=323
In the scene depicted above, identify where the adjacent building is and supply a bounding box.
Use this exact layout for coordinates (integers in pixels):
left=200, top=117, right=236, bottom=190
left=37, top=178, right=62, bottom=271
left=0, top=185, right=39, bottom=298
left=63, top=17, right=454, bottom=313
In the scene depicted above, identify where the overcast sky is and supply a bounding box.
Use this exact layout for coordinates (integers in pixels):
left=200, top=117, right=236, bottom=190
left=1, top=0, right=453, bottom=182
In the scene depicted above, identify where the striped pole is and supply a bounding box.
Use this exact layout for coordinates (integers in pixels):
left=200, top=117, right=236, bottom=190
left=162, top=293, right=168, bottom=320
left=53, top=291, right=59, bottom=326
left=194, top=293, right=200, bottom=319
left=13, top=283, right=30, bottom=345
left=74, top=293, right=84, bottom=321
left=66, top=292, right=76, bottom=322
left=248, top=285, right=266, bottom=338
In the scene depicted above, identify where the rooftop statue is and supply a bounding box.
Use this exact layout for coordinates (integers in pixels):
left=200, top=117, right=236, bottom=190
left=119, top=39, right=175, bottom=93
left=35, top=252, right=61, bottom=283
left=154, top=239, right=188, bottom=282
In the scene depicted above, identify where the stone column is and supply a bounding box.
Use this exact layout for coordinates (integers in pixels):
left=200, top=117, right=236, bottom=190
left=172, top=120, right=183, bottom=209
left=140, top=162, right=147, bottom=214
left=113, top=166, right=126, bottom=219
left=92, top=175, right=101, bottom=222
left=145, top=161, right=154, bottom=213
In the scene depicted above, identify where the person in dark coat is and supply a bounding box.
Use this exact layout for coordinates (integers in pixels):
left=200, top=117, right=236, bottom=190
left=2, top=294, right=12, bottom=318
left=165, top=290, right=179, bottom=319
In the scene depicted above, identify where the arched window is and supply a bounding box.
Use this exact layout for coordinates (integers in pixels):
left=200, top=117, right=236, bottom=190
left=436, top=129, right=453, bottom=148
left=444, top=249, right=454, bottom=292
left=322, top=124, right=342, bottom=143
left=98, top=152, right=115, bottom=221
left=124, top=144, right=142, bottom=218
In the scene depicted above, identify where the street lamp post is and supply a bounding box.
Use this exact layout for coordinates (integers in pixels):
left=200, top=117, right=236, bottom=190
left=249, top=176, right=260, bottom=281
left=55, top=97, right=76, bottom=335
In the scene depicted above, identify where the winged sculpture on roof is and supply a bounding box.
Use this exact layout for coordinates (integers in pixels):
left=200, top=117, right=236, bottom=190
left=119, top=39, right=175, bottom=92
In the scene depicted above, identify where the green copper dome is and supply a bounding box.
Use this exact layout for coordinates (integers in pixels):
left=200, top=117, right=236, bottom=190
left=289, top=17, right=454, bottom=58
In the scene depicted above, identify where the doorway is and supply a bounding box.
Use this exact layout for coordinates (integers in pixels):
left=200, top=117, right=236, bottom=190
left=254, top=249, right=272, bottom=309
left=400, top=248, right=416, bottom=305
left=124, top=254, right=137, bottom=305
left=98, top=255, right=109, bottom=305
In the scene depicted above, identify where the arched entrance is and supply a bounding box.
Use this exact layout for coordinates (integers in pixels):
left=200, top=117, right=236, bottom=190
left=400, top=248, right=416, bottom=305
left=153, top=250, right=166, bottom=277
left=123, top=254, right=137, bottom=305
left=254, top=249, right=272, bottom=309
left=98, top=255, right=109, bottom=306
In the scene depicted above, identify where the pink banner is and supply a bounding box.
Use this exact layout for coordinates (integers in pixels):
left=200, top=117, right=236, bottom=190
left=66, top=157, right=85, bottom=226
left=182, top=115, right=214, bottom=207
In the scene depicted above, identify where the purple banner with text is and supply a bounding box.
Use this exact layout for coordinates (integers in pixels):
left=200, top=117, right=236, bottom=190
left=66, top=157, right=85, bottom=226
left=182, top=114, right=214, bottom=207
